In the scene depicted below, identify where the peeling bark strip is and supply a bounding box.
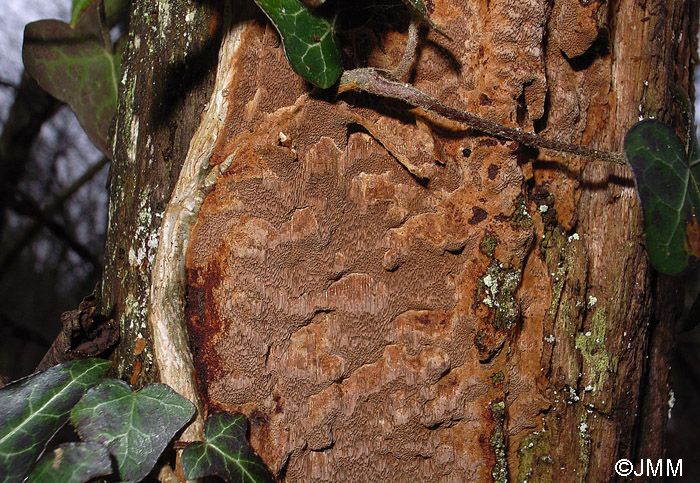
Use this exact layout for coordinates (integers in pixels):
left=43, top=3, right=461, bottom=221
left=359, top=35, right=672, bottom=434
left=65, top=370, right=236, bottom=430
left=103, top=0, right=225, bottom=386
left=146, top=1, right=253, bottom=442
left=180, top=0, right=688, bottom=481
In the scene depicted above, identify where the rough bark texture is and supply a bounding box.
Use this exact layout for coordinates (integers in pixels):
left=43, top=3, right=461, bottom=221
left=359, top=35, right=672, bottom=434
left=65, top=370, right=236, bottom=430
left=101, top=0, right=691, bottom=480
left=102, top=0, right=223, bottom=386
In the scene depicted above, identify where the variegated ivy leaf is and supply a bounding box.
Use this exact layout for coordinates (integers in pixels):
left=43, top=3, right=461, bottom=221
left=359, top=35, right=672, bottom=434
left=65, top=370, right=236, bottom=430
left=253, top=0, right=343, bottom=88
left=71, top=380, right=195, bottom=482
left=26, top=442, right=113, bottom=483
left=181, top=412, right=273, bottom=482
left=70, top=0, right=94, bottom=27
left=0, top=359, right=111, bottom=483
left=624, top=119, right=700, bottom=275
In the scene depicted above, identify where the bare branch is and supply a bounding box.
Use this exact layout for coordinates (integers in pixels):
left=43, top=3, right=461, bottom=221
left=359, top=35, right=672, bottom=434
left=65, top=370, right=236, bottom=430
left=0, top=71, right=62, bottom=238
left=0, top=157, right=109, bottom=275
left=340, top=68, right=626, bottom=165
left=0, top=311, right=51, bottom=348
left=0, top=78, right=18, bottom=90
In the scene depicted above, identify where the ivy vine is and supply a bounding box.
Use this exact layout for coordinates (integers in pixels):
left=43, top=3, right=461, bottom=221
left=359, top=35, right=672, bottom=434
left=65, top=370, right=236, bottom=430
left=0, top=359, right=272, bottom=482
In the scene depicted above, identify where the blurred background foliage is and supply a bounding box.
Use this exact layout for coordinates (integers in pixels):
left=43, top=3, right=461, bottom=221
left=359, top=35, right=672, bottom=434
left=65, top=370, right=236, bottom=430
left=0, top=0, right=108, bottom=381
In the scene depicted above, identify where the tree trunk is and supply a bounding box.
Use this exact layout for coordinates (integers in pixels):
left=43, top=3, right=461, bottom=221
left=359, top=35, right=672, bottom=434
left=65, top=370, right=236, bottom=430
left=102, top=0, right=223, bottom=387
left=104, top=0, right=694, bottom=480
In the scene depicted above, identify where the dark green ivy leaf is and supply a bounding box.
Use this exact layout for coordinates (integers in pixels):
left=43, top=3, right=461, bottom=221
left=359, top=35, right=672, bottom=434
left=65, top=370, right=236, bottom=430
left=253, top=0, right=343, bottom=88
left=71, top=379, right=195, bottom=482
left=26, top=442, right=113, bottom=483
left=181, top=412, right=273, bottom=482
left=22, top=16, right=122, bottom=158
left=624, top=119, right=700, bottom=275
left=0, top=359, right=111, bottom=483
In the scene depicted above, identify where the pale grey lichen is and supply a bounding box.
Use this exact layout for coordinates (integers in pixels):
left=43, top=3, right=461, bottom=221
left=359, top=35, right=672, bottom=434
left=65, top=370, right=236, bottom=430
left=668, top=389, right=675, bottom=419
left=479, top=259, right=521, bottom=331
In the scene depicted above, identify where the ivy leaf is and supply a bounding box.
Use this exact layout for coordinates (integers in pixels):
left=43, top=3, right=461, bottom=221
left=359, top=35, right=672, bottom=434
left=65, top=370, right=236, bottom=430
left=70, top=0, right=95, bottom=28
left=253, top=0, right=343, bottom=88
left=71, top=0, right=131, bottom=29
left=26, top=442, right=113, bottom=483
left=0, top=359, right=111, bottom=483
left=22, top=17, right=122, bottom=158
left=624, top=119, right=700, bottom=275
left=71, top=379, right=195, bottom=482
left=181, top=412, right=273, bottom=482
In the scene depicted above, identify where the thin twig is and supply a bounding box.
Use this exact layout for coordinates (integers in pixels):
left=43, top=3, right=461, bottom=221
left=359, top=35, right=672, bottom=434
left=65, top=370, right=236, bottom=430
left=391, top=20, right=420, bottom=82
left=10, top=191, right=102, bottom=269
left=97, top=0, right=113, bottom=53
left=0, top=78, right=18, bottom=90
left=339, top=68, right=626, bottom=164
left=0, top=158, right=109, bottom=275
left=0, top=312, right=51, bottom=348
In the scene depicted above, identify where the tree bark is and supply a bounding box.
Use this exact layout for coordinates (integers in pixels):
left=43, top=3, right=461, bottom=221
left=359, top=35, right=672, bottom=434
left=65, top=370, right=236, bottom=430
left=105, top=0, right=694, bottom=480
left=102, top=0, right=224, bottom=386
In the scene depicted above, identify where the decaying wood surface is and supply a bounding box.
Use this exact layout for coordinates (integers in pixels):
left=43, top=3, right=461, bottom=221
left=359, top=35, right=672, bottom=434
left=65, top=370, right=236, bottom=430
left=183, top=0, right=692, bottom=480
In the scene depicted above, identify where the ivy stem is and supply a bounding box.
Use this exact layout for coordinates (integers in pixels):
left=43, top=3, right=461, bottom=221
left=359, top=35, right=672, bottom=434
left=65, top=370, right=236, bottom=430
left=97, top=0, right=113, bottom=54
left=391, top=20, right=420, bottom=82
left=339, top=67, right=627, bottom=165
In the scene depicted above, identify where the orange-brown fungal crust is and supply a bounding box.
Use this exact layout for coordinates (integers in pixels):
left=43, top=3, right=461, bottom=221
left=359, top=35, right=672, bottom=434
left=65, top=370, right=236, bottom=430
left=134, top=337, right=146, bottom=356
left=181, top=0, right=688, bottom=477
left=553, top=0, right=604, bottom=60
left=184, top=2, right=554, bottom=478
left=130, top=359, right=142, bottom=387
